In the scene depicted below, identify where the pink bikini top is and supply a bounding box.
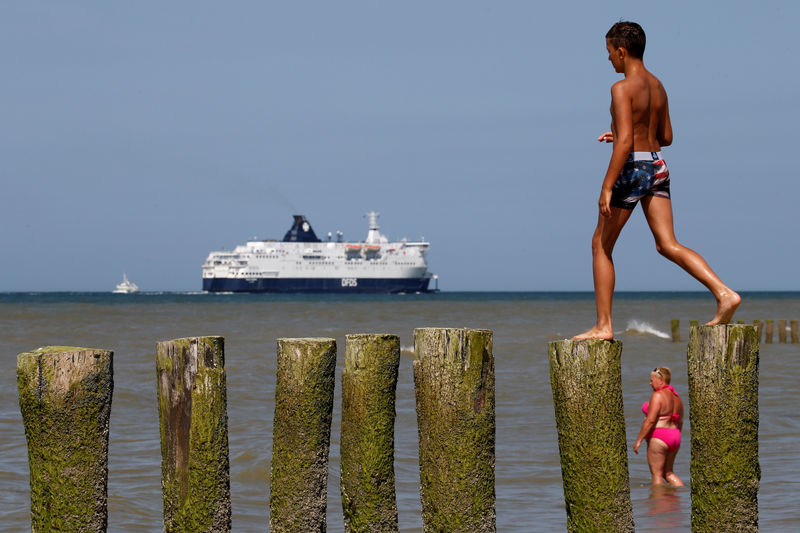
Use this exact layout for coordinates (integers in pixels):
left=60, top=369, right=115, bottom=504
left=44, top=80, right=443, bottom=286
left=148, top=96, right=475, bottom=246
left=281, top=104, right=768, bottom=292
left=641, top=384, right=680, bottom=421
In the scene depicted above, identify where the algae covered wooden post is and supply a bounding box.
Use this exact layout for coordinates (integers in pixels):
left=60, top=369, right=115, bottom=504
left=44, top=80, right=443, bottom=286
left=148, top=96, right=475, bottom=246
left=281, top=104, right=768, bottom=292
left=270, top=338, right=337, bottom=533
left=671, top=319, right=680, bottom=342
left=156, top=336, right=231, bottom=533
left=17, top=346, right=114, bottom=532
left=340, top=334, right=400, bottom=533
left=413, top=328, right=495, bottom=532
left=548, top=339, right=634, bottom=533
left=753, top=320, right=763, bottom=342
left=687, top=324, right=760, bottom=532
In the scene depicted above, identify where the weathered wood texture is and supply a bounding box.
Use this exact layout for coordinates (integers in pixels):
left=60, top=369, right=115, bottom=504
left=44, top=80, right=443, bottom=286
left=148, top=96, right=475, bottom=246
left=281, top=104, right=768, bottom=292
left=753, top=320, right=763, bottom=342
left=548, top=339, right=634, bottom=533
left=764, top=320, right=773, bottom=343
left=413, top=328, right=495, bottom=533
left=270, top=338, right=337, bottom=533
left=687, top=325, right=760, bottom=532
left=156, top=336, right=231, bottom=533
left=17, top=346, right=113, bottom=532
left=671, top=319, right=681, bottom=342
left=777, top=319, right=787, bottom=343
left=340, top=334, right=400, bottom=533
left=791, top=320, right=799, bottom=344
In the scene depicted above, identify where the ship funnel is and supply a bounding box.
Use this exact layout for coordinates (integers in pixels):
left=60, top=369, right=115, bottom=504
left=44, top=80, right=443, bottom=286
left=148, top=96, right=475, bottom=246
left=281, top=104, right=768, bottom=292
left=283, top=215, right=321, bottom=243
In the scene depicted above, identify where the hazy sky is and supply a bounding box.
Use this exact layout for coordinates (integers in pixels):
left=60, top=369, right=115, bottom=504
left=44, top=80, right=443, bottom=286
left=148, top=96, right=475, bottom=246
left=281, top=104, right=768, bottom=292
left=2, top=1, right=798, bottom=291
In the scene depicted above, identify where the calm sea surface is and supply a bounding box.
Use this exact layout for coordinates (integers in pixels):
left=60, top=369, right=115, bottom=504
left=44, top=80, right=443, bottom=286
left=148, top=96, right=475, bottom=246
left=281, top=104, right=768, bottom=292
left=1, top=291, right=798, bottom=532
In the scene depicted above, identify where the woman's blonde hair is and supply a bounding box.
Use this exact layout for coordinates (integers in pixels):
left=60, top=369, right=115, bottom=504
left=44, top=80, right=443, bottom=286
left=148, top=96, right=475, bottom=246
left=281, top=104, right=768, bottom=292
left=652, top=366, right=671, bottom=384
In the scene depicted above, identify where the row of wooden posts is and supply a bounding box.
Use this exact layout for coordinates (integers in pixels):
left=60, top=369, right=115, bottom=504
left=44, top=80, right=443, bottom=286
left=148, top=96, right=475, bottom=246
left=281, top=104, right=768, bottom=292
left=671, top=318, right=798, bottom=343
left=17, top=325, right=758, bottom=532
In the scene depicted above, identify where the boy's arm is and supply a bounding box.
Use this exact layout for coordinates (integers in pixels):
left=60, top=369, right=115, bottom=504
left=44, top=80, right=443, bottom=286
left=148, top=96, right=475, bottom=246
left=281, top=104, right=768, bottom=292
left=599, top=82, right=633, bottom=217
left=658, top=95, right=673, bottom=147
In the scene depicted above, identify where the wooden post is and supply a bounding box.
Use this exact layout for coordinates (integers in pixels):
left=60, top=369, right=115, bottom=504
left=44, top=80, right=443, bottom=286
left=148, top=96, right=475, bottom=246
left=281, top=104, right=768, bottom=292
left=548, top=339, right=634, bottom=533
left=156, top=336, right=231, bottom=532
left=671, top=319, right=680, bottom=342
left=753, top=320, right=763, bottom=342
left=791, top=320, right=799, bottom=344
left=340, top=334, right=400, bottom=533
left=17, top=346, right=113, bottom=532
left=690, top=319, right=699, bottom=329
left=414, top=328, right=495, bottom=532
left=764, top=320, right=773, bottom=343
left=687, top=325, right=759, bottom=532
left=778, top=319, right=787, bottom=343
left=270, top=338, right=337, bottom=533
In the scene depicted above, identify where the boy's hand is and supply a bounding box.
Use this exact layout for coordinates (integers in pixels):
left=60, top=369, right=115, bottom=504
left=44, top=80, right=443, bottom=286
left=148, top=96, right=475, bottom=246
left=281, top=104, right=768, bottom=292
left=597, top=131, right=613, bottom=143
left=599, top=187, right=612, bottom=217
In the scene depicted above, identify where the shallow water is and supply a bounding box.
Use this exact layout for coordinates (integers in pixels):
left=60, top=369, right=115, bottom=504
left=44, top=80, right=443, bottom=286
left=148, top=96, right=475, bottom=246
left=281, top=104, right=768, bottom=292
left=1, top=291, right=798, bottom=531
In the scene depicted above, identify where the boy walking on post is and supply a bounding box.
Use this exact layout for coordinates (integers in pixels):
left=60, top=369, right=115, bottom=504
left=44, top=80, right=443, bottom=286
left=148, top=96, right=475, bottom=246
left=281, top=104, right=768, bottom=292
left=574, top=21, right=740, bottom=340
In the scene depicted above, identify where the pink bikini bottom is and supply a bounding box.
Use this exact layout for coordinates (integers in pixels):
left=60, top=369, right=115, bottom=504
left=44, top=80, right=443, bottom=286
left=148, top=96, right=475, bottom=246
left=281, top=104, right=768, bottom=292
left=646, top=427, right=681, bottom=451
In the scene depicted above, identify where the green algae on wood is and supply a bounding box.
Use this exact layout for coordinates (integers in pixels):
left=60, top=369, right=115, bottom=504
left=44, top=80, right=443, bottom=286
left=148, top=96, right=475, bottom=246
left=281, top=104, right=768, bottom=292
left=270, top=338, right=337, bottom=533
left=413, top=328, right=495, bottom=533
left=156, top=336, right=231, bottom=533
left=17, top=346, right=114, bottom=533
left=753, top=320, right=763, bottom=342
left=340, top=334, right=400, bottom=533
left=548, top=339, right=634, bottom=533
left=671, top=319, right=681, bottom=342
left=687, top=325, right=760, bottom=532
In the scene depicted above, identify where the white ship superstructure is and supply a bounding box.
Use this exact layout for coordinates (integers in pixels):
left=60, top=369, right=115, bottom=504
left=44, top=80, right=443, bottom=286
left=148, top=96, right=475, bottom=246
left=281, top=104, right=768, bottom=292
left=202, top=212, right=436, bottom=293
left=113, top=273, right=140, bottom=294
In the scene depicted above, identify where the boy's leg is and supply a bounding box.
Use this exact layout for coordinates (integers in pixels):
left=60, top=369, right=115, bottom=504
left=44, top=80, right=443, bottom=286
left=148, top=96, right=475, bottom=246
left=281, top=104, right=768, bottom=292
left=640, top=195, right=740, bottom=324
left=574, top=206, right=633, bottom=340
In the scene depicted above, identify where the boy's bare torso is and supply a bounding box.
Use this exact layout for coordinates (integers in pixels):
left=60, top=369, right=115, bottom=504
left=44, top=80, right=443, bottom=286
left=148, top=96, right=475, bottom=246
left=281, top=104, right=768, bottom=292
left=610, top=69, right=670, bottom=152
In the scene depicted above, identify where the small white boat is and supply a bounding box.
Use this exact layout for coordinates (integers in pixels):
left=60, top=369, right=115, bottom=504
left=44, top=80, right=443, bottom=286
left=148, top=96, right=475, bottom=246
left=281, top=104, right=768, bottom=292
left=113, top=273, right=140, bottom=294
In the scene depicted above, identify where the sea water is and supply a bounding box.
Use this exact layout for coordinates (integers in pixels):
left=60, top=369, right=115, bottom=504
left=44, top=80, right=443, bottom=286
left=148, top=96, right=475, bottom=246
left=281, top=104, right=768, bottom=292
left=1, top=291, right=798, bottom=531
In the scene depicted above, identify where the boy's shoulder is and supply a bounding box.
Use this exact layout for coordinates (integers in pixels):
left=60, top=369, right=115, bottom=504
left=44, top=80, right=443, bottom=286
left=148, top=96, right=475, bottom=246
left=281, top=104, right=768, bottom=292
left=609, top=77, right=634, bottom=99
left=610, top=73, right=650, bottom=98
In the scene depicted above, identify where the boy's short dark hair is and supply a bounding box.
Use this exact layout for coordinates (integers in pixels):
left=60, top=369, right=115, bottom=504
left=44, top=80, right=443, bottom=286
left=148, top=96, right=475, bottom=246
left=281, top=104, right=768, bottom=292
left=606, top=21, right=646, bottom=59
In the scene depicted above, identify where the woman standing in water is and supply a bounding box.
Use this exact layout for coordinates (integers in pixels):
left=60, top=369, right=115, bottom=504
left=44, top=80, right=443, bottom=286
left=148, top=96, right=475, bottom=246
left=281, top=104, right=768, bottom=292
left=634, top=367, right=684, bottom=486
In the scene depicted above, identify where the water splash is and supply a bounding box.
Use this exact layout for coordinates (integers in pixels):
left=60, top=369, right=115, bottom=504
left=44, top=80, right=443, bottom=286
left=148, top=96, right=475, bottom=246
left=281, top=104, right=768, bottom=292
left=625, top=320, right=671, bottom=339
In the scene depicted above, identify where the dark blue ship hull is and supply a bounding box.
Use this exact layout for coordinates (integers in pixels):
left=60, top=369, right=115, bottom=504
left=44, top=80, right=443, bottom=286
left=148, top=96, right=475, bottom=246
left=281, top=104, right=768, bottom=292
left=203, top=277, right=431, bottom=293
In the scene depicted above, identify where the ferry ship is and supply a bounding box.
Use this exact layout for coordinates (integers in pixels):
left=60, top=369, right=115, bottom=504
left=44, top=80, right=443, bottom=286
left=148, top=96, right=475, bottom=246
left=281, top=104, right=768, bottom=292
left=202, top=212, right=437, bottom=293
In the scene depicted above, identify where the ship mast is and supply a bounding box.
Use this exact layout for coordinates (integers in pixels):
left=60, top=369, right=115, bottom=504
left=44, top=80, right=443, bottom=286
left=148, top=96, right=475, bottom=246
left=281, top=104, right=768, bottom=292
left=365, top=211, right=382, bottom=244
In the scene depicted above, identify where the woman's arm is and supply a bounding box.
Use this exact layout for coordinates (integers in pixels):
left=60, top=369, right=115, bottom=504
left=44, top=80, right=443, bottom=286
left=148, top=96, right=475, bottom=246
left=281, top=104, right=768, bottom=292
left=633, top=392, right=662, bottom=454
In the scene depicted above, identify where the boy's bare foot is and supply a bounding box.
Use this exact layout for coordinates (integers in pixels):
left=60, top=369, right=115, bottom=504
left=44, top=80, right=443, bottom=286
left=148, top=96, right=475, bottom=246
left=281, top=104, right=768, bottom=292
left=572, top=326, right=614, bottom=341
left=705, top=290, right=741, bottom=325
